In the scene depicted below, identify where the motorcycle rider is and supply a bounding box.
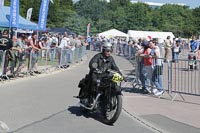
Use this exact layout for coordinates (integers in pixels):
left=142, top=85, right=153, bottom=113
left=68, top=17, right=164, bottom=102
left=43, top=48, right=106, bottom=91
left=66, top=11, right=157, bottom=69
left=80, top=42, right=122, bottom=103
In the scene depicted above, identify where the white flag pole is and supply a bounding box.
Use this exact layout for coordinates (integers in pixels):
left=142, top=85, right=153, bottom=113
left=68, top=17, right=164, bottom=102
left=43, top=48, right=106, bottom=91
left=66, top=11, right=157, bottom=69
left=50, top=0, right=54, bottom=4
left=26, top=8, right=33, bottom=21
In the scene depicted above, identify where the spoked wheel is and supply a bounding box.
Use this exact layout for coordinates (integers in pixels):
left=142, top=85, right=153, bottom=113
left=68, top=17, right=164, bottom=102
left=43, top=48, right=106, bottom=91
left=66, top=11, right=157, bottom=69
left=102, top=95, right=122, bottom=125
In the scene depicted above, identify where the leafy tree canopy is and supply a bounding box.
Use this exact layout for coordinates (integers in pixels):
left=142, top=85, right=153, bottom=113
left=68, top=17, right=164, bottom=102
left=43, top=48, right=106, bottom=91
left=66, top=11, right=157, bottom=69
left=3, top=0, right=200, bottom=37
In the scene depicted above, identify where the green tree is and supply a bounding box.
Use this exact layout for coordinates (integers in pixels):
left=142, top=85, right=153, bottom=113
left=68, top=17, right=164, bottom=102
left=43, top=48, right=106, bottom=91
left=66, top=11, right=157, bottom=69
left=192, top=7, right=200, bottom=35
left=109, top=0, right=130, bottom=9
left=2, top=0, right=200, bottom=37
left=156, top=4, right=194, bottom=37
left=124, top=3, right=152, bottom=31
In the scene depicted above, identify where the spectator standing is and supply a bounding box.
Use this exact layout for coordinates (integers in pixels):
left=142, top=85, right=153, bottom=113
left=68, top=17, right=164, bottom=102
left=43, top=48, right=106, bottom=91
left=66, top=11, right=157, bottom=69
left=123, top=39, right=129, bottom=57
left=0, top=30, right=13, bottom=76
left=173, top=40, right=181, bottom=62
left=117, top=38, right=123, bottom=56
left=171, top=38, right=176, bottom=61
left=149, top=40, right=164, bottom=96
left=69, top=34, right=77, bottom=63
left=164, top=36, right=172, bottom=62
left=138, top=40, right=153, bottom=93
left=9, top=36, right=19, bottom=76
left=86, top=36, right=91, bottom=50
left=58, top=32, right=71, bottom=67
left=127, top=40, right=133, bottom=59
left=28, top=33, right=41, bottom=75
left=188, top=35, right=199, bottom=69
left=14, top=34, right=28, bottom=77
left=76, top=35, right=82, bottom=48
left=49, top=34, right=58, bottom=61
left=189, top=35, right=199, bottom=53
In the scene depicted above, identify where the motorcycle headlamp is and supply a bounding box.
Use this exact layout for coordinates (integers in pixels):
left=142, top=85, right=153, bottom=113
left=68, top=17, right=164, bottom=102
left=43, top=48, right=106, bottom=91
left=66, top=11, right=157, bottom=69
left=112, top=73, right=123, bottom=83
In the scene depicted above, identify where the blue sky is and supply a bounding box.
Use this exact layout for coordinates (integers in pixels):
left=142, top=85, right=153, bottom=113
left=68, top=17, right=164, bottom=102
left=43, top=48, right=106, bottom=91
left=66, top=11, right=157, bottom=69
left=144, top=0, right=200, bottom=9
left=72, top=0, right=200, bottom=9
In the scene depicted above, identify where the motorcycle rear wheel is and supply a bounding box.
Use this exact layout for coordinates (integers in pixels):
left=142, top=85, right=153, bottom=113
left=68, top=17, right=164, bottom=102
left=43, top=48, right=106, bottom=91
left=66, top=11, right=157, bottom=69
left=102, top=95, right=122, bottom=125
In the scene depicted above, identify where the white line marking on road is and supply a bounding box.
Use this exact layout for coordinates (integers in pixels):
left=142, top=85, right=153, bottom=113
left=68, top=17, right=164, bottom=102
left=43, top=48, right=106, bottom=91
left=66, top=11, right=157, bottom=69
left=0, top=121, right=9, bottom=132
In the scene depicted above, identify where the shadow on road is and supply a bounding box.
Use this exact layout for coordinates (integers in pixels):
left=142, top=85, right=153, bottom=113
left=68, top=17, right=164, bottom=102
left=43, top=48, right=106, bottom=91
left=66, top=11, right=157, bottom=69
left=67, top=106, right=113, bottom=126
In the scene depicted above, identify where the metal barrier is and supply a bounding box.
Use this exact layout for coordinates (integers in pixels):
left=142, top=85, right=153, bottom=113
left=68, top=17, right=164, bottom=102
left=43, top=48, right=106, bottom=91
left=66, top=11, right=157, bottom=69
left=0, top=50, right=9, bottom=80
left=132, top=56, right=169, bottom=93
left=29, top=49, right=49, bottom=73
left=0, top=50, right=4, bottom=80
left=0, top=46, right=87, bottom=80
left=169, top=59, right=200, bottom=100
left=132, top=54, right=200, bottom=100
left=45, top=48, right=60, bottom=71
left=59, top=48, right=70, bottom=67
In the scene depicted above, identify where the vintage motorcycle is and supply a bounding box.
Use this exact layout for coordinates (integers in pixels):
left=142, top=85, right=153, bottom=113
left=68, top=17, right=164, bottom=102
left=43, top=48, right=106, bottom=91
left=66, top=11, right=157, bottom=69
left=76, top=65, right=124, bottom=125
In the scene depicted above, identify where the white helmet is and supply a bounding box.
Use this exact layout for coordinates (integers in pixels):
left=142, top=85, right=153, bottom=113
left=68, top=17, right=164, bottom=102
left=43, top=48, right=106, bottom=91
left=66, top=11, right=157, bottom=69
left=102, top=42, right=112, bottom=51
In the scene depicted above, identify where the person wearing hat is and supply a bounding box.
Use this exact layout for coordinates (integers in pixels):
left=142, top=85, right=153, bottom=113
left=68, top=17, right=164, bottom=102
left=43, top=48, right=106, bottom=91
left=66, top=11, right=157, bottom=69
left=138, top=40, right=153, bottom=94
left=79, top=42, right=123, bottom=103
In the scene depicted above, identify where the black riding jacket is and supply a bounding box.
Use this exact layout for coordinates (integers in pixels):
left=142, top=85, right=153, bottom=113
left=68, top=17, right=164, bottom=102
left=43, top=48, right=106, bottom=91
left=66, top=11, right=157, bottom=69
left=89, top=53, right=121, bottom=75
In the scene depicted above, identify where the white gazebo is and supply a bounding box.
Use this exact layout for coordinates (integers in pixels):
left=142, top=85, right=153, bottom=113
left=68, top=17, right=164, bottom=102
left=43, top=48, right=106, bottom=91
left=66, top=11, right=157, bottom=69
left=128, top=30, right=175, bottom=42
left=98, top=29, right=129, bottom=38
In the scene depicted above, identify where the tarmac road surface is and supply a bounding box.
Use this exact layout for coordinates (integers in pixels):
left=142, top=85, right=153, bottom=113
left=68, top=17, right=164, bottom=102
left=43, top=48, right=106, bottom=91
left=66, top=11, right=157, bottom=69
left=0, top=51, right=156, bottom=133
left=0, top=51, right=199, bottom=133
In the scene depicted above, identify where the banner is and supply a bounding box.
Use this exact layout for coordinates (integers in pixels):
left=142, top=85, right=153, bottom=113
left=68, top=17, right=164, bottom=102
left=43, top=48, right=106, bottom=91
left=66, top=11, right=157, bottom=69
left=26, top=8, right=33, bottom=21
left=9, top=0, right=19, bottom=28
left=0, top=0, right=4, bottom=6
left=38, top=0, right=50, bottom=31
left=87, top=23, right=90, bottom=37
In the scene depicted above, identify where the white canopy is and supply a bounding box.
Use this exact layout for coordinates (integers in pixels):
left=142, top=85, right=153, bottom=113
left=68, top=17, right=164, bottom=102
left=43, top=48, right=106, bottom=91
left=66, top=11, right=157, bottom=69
left=98, top=29, right=129, bottom=38
left=128, top=30, right=175, bottom=42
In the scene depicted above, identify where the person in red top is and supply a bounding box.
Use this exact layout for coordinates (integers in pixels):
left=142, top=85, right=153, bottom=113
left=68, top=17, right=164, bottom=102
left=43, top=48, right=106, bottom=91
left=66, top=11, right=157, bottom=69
left=138, top=40, right=153, bottom=93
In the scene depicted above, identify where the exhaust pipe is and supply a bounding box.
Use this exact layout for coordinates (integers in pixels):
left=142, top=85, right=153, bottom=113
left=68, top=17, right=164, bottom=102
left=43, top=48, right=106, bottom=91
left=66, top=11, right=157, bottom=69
left=79, top=93, right=102, bottom=110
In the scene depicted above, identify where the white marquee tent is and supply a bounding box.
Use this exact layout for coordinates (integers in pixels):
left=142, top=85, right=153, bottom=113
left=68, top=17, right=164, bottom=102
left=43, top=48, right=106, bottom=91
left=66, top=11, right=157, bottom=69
left=128, top=30, right=175, bottom=42
left=98, top=29, right=129, bottom=38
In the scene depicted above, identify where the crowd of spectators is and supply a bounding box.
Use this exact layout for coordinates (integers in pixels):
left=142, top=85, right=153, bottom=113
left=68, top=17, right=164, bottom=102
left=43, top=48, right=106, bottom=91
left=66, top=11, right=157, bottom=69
left=88, top=35, right=199, bottom=96
left=1, top=30, right=199, bottom=95
left=0, top=30, right=88, bottom=79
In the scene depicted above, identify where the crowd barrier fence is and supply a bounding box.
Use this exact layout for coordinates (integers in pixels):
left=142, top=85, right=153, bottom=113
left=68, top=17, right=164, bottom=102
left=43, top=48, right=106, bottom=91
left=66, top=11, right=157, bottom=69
left=132, top=55, right=200, bottom=101
left=0, top=46, right=86, bottom=81
left=0, top=50, right=4, bottom=80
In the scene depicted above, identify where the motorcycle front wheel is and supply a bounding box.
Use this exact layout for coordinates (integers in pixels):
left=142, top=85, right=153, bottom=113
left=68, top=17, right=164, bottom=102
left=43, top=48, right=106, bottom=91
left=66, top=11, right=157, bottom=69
left=102, top=94, right=122, bottom=125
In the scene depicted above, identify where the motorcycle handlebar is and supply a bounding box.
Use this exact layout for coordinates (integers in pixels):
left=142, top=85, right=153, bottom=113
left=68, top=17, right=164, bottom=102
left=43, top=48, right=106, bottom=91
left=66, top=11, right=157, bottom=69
left=93, top=69, right=127, bottom=82
left=93, top=68, right=103, bottom=74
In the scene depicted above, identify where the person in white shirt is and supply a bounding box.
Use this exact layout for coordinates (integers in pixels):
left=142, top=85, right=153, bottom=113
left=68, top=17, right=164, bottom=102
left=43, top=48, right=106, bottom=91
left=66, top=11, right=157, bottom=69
left=49, top=34, right=58, bottom=61
left=173, top=40, right=181, bottom=62
left=149, top=40, right=164, bottom=96
left=58, top=32, right=71, bottom=68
